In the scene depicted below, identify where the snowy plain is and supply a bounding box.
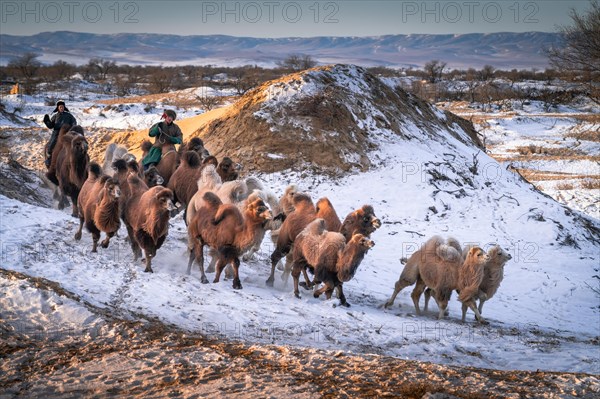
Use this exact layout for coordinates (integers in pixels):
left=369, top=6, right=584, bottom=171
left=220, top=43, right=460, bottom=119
left=1, top=73, right=599, bottom=383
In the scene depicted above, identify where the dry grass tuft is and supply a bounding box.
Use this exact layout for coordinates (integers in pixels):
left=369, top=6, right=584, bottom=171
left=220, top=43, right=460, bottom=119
left=556, top=182, right=575, bottom=190
left=581, top=178, right=600, bottom=190
left=565, top=130, right=600, bottom=142
left=515, top=145, right=583, bottom=157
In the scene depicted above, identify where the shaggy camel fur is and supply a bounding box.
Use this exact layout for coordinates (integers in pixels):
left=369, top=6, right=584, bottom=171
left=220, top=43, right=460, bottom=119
left=102, top=143, right=135, bottom=176
left=315, top=197, right=342, bottom=233
left=185, top=164, right=222, bottom=226
left=217, top=156, right=241, bottom=182
left=339, top=205, right=381, bottom=242
left=291, top=219, right=375, bottom=306
left=267, top=193, right=315, bottom=286
left=52, top=129, right=89, bottom=217
left=462, top=244, right=512, bottom=318
left=143, top=165, right=164, bottom=188
left=178, top=137, right=210, bottom=161
left=384, top=236, right=488, bottom=321
left=278, top=184, right=299, bottom=216
left=386, top=236, right=462, bottom=311
left=187, top=192, right=272, bottom=289
left=457, top=248, right=488, bottom=323
left=168, top=150, right=202, bottom=211
left=75, top=163, right=121, bottom=252
left=124, top=185, right=175, bottom=273
left=264, top=184, right=299, bottom=272
left=268, top=194, right=353, bottom=287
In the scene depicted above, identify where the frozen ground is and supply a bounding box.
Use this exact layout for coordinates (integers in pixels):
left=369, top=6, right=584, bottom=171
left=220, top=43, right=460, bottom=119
left=440, top=99, right=600, bottom=219
left=1, top=76, right=599, bottom=397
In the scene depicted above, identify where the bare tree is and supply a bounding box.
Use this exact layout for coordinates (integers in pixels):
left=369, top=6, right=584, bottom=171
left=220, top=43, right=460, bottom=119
left=147, top=67, right=174, bottom=94
left=424, top=60, right=447, bottom=83
left=478, top=65, right=495, bottom=81
left=464, top=68, right=481, bottom=103
left=278, top=54, right=317, bottom=72
left=548, top=0, right=600, bottom=76
left=195, top=94, right=221, bottom=111
left=47, top=60, right=75, bottom=81
left=7, top=53, right=41, bottom=94
left=88, top=58, right=117, bottom=80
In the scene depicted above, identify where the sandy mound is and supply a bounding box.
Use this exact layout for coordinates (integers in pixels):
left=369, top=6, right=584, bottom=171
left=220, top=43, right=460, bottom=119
left=116, top=65, right=481, bottom=175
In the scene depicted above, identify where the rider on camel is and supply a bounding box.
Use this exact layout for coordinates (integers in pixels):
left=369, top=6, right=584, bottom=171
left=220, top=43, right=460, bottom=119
left=142, top=109, right=183, bottom=170
left=43, top=100, right=77, bottom=167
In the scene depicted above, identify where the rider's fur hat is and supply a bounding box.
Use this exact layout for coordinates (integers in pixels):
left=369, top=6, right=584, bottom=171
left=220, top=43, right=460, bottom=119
left=52, top=100, right=69, bottom=113
left=162, top=109, right=177, bottom=120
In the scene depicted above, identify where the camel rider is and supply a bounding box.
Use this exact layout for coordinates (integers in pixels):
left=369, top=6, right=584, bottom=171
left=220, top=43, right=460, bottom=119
left=142, top=109, right=183, bottom=170
left=43, top=100, right=77, bottom=167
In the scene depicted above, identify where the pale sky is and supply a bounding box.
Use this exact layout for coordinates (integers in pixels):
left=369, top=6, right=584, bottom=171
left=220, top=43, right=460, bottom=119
left=0, top=0, right=593, bottom=37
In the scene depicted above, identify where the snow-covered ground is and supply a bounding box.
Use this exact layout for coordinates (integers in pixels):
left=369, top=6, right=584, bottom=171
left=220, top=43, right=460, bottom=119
left=439, top=98, right=600, bottom=219
left=1, top=77, right=599, bottom=387
left=0, top=84, right=234, bottom=130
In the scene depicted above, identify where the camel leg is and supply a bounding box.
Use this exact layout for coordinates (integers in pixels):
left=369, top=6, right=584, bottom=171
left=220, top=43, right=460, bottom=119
left=143, top=250, right=153, bottom=273
left=468, top=301, right=488, bottom=324
left=291, top=259, right=305, bottom=298
left=337, top=284, right=350, bottom=307
left=424, top=288, right=431, bottom=312
left=325, top=288, right=334, bottom=299
left=313, top=282, right=334, bottom=299
left=91, top=231, right=100, bottom=253
left=385, top=277, right=414, bottom=309
left=435, top=295, right=450, bottom=320
left=478, top=299, right=486, bottom=315
left=280, top=253, right=293, bottom=283
left=213, top=257, right=227, bottom=284
left=70, top=193, right=79, bottom=218
left=299, top=265, right=314, bottom=290
left=190, top=242, right=208, bottom=284
left=100, top=231, right=115, bottom=249
left=126, top=224, right=141, bottom=261
left=186, top=248, right=195, bottom=275
left=206, top=247, right=218, bottom=273
left=74, top=217, right=84, bottom=241
left=268, top=246, right=288, bottom=287
left=410, top=279, right=427, bottom=315
left=231, top=258, right=242, bottom=290
left=461, top=302, right=469, bottom=322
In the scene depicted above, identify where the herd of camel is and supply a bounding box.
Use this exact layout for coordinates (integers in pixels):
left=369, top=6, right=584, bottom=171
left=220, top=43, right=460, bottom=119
left=43, top=123, right=512, bottom=324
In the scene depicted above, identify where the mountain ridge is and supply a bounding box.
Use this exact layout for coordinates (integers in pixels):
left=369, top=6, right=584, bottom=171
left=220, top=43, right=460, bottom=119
left=0, top=31, right=562, bottom=69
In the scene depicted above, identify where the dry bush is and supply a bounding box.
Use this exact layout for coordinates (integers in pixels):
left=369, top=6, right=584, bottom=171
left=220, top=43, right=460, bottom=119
left=581, top=178, right=600, bottom=190
left=556, top=181, right=575, bottom=190
left=565, top=130, right=600, bottom=142
left=515, top=145, right=583, bottom=157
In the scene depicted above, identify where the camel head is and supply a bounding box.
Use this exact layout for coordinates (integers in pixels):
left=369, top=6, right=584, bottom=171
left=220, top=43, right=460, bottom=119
left=467, top=246, right=489, bottom=265
left=153, top=186, right=176, bottom=212
left=248, top=198, right=272, bottom=222
left=104, top=177, right=121, bottom=199
left=488, top=245, right=512, bottom=263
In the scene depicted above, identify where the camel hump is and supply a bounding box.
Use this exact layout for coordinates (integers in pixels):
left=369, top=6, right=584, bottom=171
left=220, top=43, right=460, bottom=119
left=88, top=162, right=102, bottom=178
left=203, top=191, right=222, bottom=208
left=183, top=151, right=201, bottom=168
left=141, top=140, right=153, bottom=153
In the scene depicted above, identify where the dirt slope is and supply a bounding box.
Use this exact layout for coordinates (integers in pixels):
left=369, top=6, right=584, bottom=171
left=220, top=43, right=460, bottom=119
left=115, top=65, right=481, bottom=175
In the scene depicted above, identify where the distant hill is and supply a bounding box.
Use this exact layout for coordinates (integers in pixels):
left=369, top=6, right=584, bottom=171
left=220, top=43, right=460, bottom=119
left=0, top=31, right=562, bottom=69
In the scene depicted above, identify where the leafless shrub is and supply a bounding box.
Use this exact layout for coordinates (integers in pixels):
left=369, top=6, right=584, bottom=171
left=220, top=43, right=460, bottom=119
left=196, top=94, right=221, bottom=111
left=581, top=178, right=600, bottom=189
left=556, top=182, right=575, bottom=190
